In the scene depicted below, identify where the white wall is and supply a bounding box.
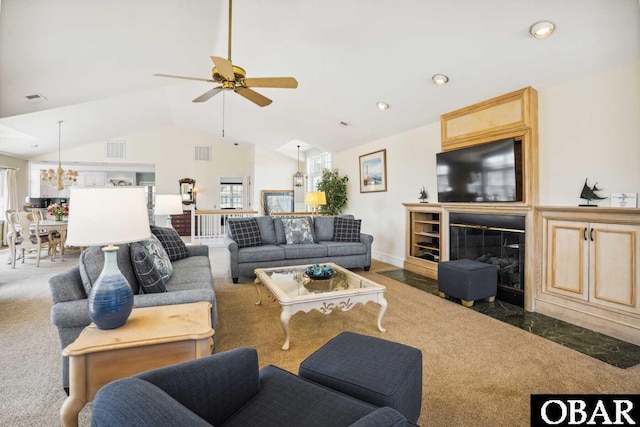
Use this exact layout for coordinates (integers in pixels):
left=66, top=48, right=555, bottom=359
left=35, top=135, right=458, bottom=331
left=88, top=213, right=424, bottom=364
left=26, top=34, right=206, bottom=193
left=333, top=123, right=441, bottom=266
left=253, top=145, right=298, bottom=214
left=34, top=126, right=245, bottom=209
left=33, top=126, right=297, bottom=211
left=538, top=61, right=640, bottom=206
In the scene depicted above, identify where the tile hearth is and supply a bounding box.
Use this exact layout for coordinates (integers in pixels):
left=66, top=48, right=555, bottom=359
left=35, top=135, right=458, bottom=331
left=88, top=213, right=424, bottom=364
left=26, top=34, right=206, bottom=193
left=378, top=269, right=640, bottom=369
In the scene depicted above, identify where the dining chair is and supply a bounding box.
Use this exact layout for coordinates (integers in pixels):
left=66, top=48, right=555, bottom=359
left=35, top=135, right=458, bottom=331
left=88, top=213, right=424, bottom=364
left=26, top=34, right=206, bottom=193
left=32, top=209, right=63, bottom=260
left=5, top=209, right=20, bottom=265
left=6, top=210, right=50, bottom=268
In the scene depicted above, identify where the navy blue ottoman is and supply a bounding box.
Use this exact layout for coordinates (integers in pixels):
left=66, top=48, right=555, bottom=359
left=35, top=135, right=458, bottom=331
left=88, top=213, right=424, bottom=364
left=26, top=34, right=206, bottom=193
left=298, top=331, right=422, bottom=423
left=438, top=259, right=497, bottom=307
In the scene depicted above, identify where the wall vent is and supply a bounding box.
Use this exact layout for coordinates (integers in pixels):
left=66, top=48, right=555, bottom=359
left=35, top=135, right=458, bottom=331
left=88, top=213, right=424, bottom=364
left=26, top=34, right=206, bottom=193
left=106, top=140, right=126, bottom=159
left=194, top=145, right=211, bottom=161
left=25, top=93, right=48, bottom=103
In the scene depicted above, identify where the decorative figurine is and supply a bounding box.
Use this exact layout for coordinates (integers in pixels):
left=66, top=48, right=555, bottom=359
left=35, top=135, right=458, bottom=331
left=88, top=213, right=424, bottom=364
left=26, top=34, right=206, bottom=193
left=579, top=178, right=607, bottom=206
left=419, top=186, right=428, bottom=203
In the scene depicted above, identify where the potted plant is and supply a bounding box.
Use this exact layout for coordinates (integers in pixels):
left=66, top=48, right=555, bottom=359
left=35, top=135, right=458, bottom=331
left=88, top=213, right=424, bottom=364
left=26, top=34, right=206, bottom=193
left=316, top=169, right=348, bottom=215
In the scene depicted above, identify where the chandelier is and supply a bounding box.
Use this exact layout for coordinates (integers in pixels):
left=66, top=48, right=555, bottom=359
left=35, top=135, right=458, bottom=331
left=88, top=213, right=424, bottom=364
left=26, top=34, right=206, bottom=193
left=40, top=121, right=78, bottom=191
left=293, top=145, right=304, bottom=187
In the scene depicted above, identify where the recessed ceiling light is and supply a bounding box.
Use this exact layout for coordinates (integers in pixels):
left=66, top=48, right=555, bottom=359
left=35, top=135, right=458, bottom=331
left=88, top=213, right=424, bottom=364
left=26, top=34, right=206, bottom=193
left=432, top=74, right=449, bottom=86
left=530, top=21, right=555, bottom=39
left=376, top=102, right=389, bottom=110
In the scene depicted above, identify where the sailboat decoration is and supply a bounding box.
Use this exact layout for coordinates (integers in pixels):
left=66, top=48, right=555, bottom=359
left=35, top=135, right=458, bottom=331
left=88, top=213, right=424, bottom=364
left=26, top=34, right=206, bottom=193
left=579, top=178, right=607, bottom=206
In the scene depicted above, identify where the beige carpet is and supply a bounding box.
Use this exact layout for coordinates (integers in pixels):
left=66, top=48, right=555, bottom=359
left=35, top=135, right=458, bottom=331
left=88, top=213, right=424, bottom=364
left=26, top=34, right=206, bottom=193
left=1, top=246, right=639, bottom=427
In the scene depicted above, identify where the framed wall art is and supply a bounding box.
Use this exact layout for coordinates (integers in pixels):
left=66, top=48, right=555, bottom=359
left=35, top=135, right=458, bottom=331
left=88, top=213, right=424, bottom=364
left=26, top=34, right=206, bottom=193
left=261, top=190, right=294, bottom=215
left=359, top=149, right=387, bottom=193
left=610, top=192, right=638, bottom=208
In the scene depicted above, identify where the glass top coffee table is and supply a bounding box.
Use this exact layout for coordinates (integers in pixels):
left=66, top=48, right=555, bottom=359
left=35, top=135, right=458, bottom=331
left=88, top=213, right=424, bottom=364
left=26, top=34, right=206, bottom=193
left=254, top=263, right=387, bottom=350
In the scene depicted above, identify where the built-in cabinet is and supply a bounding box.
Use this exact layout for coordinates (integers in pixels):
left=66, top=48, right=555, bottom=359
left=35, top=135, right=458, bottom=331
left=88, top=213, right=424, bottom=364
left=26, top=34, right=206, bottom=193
left=79, top=172, right=106, bottom=187
left=537, top=207, right=640, bottom=345
left=404, top=204, right=446, bottom=279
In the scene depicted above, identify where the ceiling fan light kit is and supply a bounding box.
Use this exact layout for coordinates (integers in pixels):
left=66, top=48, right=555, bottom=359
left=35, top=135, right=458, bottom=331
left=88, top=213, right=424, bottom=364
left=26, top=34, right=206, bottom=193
left=432, top=74, right=449, bottom=86
left=153, top=0, right=297, bottom=107
left=530, top=21, right=555, bottom=39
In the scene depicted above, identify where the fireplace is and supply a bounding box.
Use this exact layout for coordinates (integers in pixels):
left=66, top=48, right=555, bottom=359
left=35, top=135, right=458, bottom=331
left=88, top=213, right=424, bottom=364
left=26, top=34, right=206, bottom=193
left=449, top=213, right=525, bottom=307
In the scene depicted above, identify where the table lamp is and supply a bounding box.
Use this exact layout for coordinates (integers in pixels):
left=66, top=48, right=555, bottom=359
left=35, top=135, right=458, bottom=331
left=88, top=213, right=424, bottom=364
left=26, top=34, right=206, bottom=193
left=305, top=191, right=327, bottom=215
left=66, top=187, right=151, bottom=329
left=155, top=194, right=183, bottom=228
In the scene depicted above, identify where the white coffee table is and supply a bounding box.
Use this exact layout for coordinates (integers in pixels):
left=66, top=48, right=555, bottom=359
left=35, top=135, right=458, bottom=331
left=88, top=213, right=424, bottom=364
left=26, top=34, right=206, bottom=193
left=254, top=263, right=387, bottom=350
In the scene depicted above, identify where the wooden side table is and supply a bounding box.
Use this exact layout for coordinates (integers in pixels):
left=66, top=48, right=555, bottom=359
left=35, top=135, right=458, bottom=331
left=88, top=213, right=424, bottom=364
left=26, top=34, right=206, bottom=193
left=60, top=302, right=214, bottom=427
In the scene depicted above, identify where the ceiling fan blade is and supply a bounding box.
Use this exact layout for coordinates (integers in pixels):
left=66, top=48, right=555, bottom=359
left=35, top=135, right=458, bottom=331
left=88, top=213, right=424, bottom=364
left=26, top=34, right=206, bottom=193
left=153, top=73, right=214, bottom=83
left=235, top=87, right=272, bottom=107
left=192, top=87, right=223, bottom=103
left=242, top=77, right=298, bottom=89
left=211, top=56, right=235, bottom=81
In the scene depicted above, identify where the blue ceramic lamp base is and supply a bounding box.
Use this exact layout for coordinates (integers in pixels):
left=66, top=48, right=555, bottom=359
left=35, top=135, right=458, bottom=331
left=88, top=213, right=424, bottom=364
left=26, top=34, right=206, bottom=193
left=88, top=245, right=133, bottom=330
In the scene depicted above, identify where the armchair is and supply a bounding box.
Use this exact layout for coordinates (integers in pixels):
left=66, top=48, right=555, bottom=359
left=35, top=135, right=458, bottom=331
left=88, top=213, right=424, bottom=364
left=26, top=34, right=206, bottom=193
left=91, top=347, right=409, bottom=427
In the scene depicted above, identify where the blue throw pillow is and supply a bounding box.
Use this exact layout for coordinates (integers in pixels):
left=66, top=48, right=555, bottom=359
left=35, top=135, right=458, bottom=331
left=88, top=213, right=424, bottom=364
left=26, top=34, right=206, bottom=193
left=138, top=234, right=173, bottom=284
left=281, top=217, right=314, bottom=244
left=130, top=242, right=166, bottom=294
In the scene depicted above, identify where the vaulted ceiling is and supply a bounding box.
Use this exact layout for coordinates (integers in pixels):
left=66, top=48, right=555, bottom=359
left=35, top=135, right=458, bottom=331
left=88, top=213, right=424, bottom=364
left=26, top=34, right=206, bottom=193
left=1, top=0, right=638, bottom=159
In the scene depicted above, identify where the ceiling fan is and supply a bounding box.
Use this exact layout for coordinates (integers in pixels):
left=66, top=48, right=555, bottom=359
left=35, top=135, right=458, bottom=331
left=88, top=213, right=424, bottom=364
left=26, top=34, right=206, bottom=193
left=153, top=0, right=298, bottom=107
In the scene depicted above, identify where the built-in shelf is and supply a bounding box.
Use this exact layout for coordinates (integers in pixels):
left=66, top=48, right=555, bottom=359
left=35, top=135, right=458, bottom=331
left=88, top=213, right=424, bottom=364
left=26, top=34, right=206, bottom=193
left=404, top=204, right=445, bottom=279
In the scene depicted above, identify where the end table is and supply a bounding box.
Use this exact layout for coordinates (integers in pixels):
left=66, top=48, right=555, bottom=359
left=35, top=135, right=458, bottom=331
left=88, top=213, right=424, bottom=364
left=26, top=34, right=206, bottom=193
left=60, top=302, right=214, bottom=427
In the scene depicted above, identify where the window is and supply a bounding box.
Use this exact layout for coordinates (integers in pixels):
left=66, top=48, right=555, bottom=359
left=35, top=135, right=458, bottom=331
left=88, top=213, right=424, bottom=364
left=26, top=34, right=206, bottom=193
left=306, top=152, right=331, bottom=192
left=219, top=177, right=246, bottom=209
left=0, top=169, right=6, bottom=219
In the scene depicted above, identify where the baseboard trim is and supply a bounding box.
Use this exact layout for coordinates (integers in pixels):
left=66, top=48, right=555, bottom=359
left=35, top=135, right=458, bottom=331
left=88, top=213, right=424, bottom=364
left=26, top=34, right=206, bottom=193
left=372, top=251, right=404, bottom=268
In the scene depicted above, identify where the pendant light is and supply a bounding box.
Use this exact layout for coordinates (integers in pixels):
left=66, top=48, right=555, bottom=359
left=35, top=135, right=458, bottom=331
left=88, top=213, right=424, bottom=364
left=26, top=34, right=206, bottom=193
left=293, top=145, right=304, bottom=187
left=40, top=121, right=78, bottom=191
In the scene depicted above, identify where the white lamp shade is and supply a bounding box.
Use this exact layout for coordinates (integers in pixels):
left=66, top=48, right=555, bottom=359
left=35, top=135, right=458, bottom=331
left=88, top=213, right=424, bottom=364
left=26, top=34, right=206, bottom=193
left=155, top=194, right=183, bottom=215
left=66, top=187, right=151, bottom=246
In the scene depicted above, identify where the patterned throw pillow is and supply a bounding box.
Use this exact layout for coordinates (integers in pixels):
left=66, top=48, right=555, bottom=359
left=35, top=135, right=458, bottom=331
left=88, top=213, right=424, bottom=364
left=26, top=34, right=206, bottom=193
left=130, top=242, right=166, bottom=293
left=150, top=225, right=189, bottom=261
left=281, top=218, right=314, bottom=244
left=333, top=217, right=362, bottom=242
left=139, top=234, right=173, bottom=284
left=228, top=218, right=262, bottom=248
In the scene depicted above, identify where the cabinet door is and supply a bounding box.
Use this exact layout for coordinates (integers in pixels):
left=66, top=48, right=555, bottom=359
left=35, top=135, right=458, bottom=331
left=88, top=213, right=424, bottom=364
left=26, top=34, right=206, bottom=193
left=589, top=223, right=640, bottom=313
left=545, top=220, right=589, bottom=301
left=80, top=172, right=106, bottom=187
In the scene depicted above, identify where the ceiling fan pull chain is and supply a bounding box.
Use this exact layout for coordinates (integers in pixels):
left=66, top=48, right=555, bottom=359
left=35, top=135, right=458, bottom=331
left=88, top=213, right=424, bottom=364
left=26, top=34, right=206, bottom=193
left=228, top=0, right=233, bottom=61
left=222, top=92, right=226, bottom=138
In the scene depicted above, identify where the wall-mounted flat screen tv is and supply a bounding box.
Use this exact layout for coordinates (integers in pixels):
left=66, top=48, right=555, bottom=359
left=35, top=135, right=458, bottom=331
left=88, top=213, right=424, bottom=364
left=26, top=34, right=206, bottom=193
left=436, top=138, right=522, bottom=203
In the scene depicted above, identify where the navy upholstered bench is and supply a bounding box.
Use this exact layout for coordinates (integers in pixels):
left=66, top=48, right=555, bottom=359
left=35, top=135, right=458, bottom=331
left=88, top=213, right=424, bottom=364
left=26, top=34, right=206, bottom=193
left=298, top=331, right=422, bottom=423
left=437, top=259, right=497, bottom=307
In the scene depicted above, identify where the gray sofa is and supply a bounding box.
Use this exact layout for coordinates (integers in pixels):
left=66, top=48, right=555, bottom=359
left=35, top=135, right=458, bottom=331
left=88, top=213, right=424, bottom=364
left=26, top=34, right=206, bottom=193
left=225, top=215, right=373, bottom=283
left=91, top=347, right=410, bottom=426
left=49, top=244, right=217, bottom=392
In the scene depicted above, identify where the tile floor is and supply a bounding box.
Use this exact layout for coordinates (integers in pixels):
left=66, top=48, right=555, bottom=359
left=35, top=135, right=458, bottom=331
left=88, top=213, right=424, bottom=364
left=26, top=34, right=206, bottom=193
left=378, top=269, right=640, bottom=369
